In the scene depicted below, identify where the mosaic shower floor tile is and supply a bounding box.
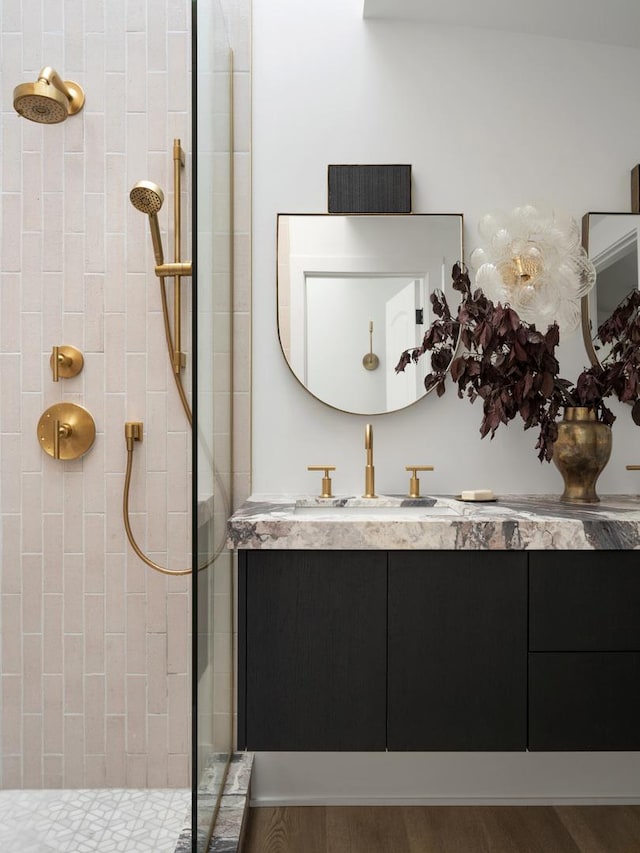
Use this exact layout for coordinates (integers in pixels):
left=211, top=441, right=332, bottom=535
left=0, top=788, right=190, bottom=853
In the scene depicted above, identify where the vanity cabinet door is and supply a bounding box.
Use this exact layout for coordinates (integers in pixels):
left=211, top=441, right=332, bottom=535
left=239, top=550, right=387, bottom=751
left=387, top=551, right=528, bottom=750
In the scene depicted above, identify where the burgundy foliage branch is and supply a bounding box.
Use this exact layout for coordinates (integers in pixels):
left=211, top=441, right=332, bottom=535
left=396, top=264, right=640, bottom=461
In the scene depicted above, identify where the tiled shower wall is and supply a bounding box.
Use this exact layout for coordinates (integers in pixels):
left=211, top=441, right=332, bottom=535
left=0, top=1, right=193, bottom=788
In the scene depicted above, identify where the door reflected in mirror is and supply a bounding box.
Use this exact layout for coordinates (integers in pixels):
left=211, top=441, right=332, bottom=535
left=277, top=214, right=463, bottom=415
left=582, top=213, right=640, bottom=365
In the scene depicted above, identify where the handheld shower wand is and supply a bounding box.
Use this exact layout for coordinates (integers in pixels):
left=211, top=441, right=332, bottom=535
left=129, top=144, right=192, bottom=374
left=129, top=180, right=165, bottom=266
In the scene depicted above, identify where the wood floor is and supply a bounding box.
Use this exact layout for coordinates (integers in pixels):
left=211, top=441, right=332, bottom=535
left=241, top=805, right=640, bottom=853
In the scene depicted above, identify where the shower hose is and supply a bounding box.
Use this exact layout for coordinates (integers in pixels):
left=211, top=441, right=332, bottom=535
left=122, top=276, right=229, bottom=575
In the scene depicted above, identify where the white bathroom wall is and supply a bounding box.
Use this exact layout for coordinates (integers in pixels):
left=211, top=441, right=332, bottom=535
left=253, top=0, right=640, bottom=498
left=0, top=0, right=192, bottom=788
left=250, top=0, right=640, bottom=803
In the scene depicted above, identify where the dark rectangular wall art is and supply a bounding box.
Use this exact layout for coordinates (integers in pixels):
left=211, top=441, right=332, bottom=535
left=328, top=164, right=412, bottom=213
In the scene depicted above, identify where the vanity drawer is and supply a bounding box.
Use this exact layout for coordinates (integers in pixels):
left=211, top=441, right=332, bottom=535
left=529, top=651, right=640, bottom=750
left=529, top=552, right=640, bottom=651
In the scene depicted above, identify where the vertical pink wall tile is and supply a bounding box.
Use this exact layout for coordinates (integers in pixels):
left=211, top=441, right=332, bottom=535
left=63, top=554, right=84, bottom=633
left=126, top=593, right=147, bottom=674
left=167, top=593, right=188, bottom=675
left=43, top=514, right=64, bottom=592
left=84, top=673, right=106, bottom=753
left=146, top=472, right=168, bottom=553
left=167, top=431, right=188, bottom=512
left=43, top=594, right=63, bottom=674
left=21, top=236, right=44, bottom=312
left=63, top=634, right=84, bottom=714
left=126, top=674, right=147, bottom=753
left=63, top=471, right=84, bottom=553
left=167, top=673, right=188, bottom=754
left=1, top=435, right=22, bottom=513
left=125, top=754, right=148, bottom=787
left=2, top=194, right=22, bottom=272
left=63, top=714, right=85, bottom=787
left=0, top=273, right=21, bottom=353
left=43, top=194, right=65, bottom=272
left=2, top=675, right=22, bottom=757
left=22, top=394, right=46, bottom=473
left=167, top=752, right=189, bottom=788
left=2, top=594, right=22, bottom=674
left=105, top=553, right=126, bottom=632
left=23, top=634, right=43, bottom=713
left=0, top=355, right=21, bottom=433
left=22, top=553, right=43, bottom=634
left=105, top=715, right=125, bottom=785
left=146, top=569, right=168, bottom=633
left=23, top=714, right=43, bottom=787
left=84, top=594, right=105, bottom=674
left=21, top=471, right=43, bottom=553
left=2, top=516, right=22, bottom=594
left=147, top=632, right=168, bottom=714
left=43, top=754, right=64, bottom=788
left=84, top=514, right=106, bottom=594
left=21, top=313, right=42, bottom=392
left=43, top=674, right=63, bottom=753
left=147, top=713, right=169, bottom=787
left=106, top=633, right=126, bottom=715
left=105, top=2, right=126, bottom=72
left=85, top=754, right=106, bottom=787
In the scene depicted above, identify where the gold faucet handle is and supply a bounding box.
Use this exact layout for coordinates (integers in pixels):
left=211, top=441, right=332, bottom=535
left=405, top=465, right=434, bottom=498
left=627, top=465, right=640, bottom=470
left=307, top=466, right=336, bottom=498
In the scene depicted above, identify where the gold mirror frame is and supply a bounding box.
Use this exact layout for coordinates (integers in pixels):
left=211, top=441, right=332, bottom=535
left=277, top=213, right=464, bottom=415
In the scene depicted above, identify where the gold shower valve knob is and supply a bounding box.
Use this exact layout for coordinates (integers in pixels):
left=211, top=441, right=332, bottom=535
left=50, top=345, right=84, bottom=381
left=37, top=402, right=96, bottom=460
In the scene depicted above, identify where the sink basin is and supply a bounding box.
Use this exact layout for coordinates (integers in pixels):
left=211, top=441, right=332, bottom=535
left=293, top=504, right=461, bottom=519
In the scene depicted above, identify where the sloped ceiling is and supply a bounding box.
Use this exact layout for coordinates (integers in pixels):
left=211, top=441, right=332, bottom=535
left=362, top=0, right=640, bottom=50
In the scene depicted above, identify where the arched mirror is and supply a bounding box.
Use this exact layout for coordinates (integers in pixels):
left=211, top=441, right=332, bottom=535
left=582, top=212, right=640, bottom=365
left=277, top=213, right=464, bottom=415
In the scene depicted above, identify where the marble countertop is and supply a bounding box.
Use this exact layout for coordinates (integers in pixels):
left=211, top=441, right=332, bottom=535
left=227, top=493, right=640, bottom=550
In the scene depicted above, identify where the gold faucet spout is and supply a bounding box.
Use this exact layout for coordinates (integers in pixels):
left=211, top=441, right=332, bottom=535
left=363, top=423, right=376, bottom=498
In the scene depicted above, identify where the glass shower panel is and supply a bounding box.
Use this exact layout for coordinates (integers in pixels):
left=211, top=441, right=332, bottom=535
left=192, top=0, right=233, bottom=850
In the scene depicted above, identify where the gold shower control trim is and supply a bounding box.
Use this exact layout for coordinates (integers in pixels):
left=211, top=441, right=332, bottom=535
left=38, top=403, right=96, bottom=460
left=50, top=345, right=84, bottom=381
left=405, top=465, right=434, bottom=498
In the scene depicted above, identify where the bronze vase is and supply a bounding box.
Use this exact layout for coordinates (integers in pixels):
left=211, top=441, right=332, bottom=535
left=552, top=407, right=612, bottom=503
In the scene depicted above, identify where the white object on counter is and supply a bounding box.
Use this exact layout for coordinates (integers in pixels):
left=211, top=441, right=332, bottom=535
left=460, top=489, right=494, bottom=501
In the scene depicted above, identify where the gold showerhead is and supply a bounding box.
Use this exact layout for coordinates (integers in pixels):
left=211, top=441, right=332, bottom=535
left=130, top=181, right=166, bottom=266
left=13, top=67, right=85, bottom=124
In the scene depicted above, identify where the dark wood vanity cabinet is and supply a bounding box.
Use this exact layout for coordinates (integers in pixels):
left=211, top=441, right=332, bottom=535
left=388, top=551, right=528, bottom=750
left=528, top=552, right=640, bottom=750
left=238, top=548, right=640, bottom=752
